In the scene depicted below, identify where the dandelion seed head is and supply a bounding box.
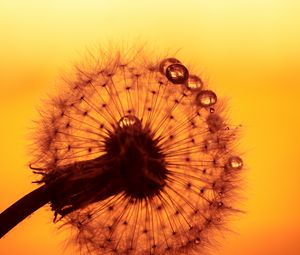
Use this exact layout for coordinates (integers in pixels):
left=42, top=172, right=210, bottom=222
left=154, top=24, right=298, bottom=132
left=30, top=47, right=244, bottom=255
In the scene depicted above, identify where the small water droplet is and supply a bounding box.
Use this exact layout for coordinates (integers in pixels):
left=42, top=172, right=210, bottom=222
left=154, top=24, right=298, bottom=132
left=118, top=115, right=142, bottom=129
left=166, top=64, right=189, bottom=84
left=159, top=58, right=181, bottom=74
left=196, top=90, right=217, bottom=107
left=185, top=75, right=203, bottom=91
left=226, top=156, right=243, bottom=170
left=194, top=237, right=201, bottom=244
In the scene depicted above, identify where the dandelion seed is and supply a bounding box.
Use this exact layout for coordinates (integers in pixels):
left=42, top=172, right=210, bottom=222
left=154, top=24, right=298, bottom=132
left=0, top=47, right=244, bottom=255
left=206, top=113, right=224, bottom=133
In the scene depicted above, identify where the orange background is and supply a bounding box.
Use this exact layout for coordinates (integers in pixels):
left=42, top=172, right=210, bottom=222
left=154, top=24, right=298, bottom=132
left=1, top=1, right=300, bottom=254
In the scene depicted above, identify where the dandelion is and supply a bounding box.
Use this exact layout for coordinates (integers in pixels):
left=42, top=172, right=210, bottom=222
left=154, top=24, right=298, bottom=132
left=0, top=47, right=244, bottom=255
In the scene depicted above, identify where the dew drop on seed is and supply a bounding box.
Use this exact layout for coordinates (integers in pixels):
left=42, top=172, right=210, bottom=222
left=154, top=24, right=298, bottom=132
left=185, top=75, right=203, bottom=91
left=194, top=237, right=201, bottom=244
left=118, top=115, right=142, bottom=129
left=196, top=90, right=217, bottom=107
left=166, top=63, right=189, bottom=84
left=159, top=57, right=181, bottom=75
left=226, top=156, right=243, bottom=170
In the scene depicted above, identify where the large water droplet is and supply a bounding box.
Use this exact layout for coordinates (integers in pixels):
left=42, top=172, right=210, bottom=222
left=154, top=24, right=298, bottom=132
left=185, top=75, right=203, bottom=91
left=159, top=58, right=181, bottom=75
left=118, top=115, right=142, bottom=129
left=226, top=156, right=243, bottom=170
left=196, top=90, right=217, bottom=107
left=166, top=63, right=189, bottom=84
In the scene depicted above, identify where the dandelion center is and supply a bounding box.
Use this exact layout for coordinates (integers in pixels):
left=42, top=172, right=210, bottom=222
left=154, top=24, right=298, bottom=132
left=105, top=115, right=167, bottom=199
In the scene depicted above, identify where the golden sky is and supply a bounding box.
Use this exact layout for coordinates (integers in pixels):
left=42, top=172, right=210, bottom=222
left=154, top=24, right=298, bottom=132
left=1, top=0, right=300, bottom=254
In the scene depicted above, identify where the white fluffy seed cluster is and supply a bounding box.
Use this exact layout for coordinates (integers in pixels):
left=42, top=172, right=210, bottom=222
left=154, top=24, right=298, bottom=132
left=30, top=48, right=243, bottom=255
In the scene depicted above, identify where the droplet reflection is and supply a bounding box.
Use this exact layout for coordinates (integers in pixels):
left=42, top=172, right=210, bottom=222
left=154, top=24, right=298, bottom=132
left=194, top=238, right=201, bottom=244
left=166, top=64, right=189, bottom=84
left=118, top=115, right=142, bottom=130
left=159, top=58, right=181, bottom=75
left=226, top=156, right=243, bottom=170
left=185, top=75, right=203, bottom=91
left=196, top=90, right=217, bottom=107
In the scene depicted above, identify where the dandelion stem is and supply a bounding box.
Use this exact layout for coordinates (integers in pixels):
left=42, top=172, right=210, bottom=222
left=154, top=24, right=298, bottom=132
left=0, top=185, right=50, bottom=238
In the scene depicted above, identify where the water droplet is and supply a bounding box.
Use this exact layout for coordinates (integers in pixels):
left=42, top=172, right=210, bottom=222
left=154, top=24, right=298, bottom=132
left=159, top=58, right=181, bottom=74
left=166, top=63, right=189, bottom=84
left=194, top=237, right=201, bottom=244
left=118, top=115, right=142, bottom=129
left=196, top=90, right=217, bottom=107
left=185, top=75, right=203, bottom=91
left=226, top=156, right=243, bottom=170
